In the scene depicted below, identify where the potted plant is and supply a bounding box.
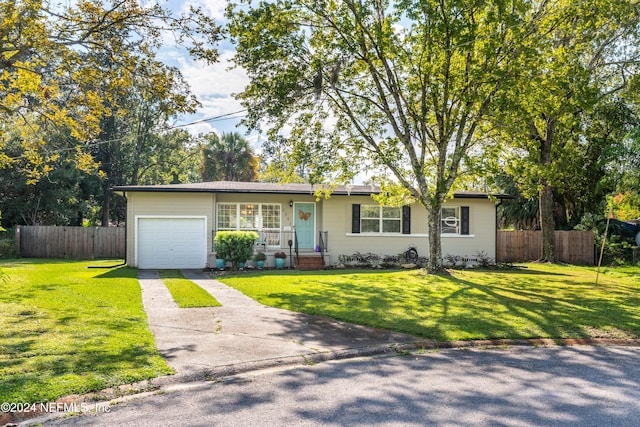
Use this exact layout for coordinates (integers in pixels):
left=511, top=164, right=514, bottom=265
left=274, top=251, right=287, bottom=269
left=253, top=251, right=266, bottom=269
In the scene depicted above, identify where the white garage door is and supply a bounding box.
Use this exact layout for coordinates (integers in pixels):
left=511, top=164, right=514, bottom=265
left=137, top=217, right=206, bottom=269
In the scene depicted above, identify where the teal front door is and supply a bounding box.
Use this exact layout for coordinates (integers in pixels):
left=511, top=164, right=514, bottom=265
left=294, top=202, right=315, bottom=249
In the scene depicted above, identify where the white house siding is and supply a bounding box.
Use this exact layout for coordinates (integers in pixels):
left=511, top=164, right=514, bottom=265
left=124, top=192, right=214, bottom=267
left=441, top=198, right=497, bottom=261
left=322, top=195, right=430, bottom=264
left=322, top=195, right=497, bottom=264
left=122, top=187, right=498, bottom=268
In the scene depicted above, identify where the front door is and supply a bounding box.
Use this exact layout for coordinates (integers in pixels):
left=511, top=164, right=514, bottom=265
left=294, top=202, right=315, bottom=249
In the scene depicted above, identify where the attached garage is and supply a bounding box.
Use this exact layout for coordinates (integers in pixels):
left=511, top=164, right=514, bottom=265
left=136, top=216, right=207, bottom=269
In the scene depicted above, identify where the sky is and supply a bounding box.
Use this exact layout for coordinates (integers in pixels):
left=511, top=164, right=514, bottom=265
left=158, top=0, right=369, bottom=183
left=160, top=0, right=260, bottom=145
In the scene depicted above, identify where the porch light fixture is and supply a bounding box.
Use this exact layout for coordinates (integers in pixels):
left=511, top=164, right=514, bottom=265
left=289, top=200, right=293, bottom=207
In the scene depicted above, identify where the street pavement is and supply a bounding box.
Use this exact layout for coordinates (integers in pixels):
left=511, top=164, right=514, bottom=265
left=43, top=345, right=640, bottom=426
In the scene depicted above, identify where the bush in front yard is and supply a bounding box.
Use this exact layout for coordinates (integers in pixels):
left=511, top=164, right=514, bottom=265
left=0, top=228, right=16, bottom=258
left=214, top=231, right=259, bottom=270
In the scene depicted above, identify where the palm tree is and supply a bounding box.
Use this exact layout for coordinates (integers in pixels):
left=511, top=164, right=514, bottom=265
left=200, top=132, right=259, bottom=181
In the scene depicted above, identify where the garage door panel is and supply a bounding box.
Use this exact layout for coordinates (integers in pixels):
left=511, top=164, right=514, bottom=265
left=137, top=218, right=206, bottom=269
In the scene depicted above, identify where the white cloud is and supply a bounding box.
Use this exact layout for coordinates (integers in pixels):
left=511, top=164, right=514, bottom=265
left=158, top=2, right=261, bottom=141
left=193, top=0, right=228, bottom=21
left=166, top=0, right=228, bottom=21
left=177, top=50, right=247, bottom=99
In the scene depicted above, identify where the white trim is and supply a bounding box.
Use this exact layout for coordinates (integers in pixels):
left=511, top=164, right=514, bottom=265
left=359, top=204, right=402, bottom=234
left=216, top=202, right=282, bottom=231
left=346, top=233, right=430, bottom=237
left=345, top=233, right=475, bottom=238
left=135, top=215, right=207, bottom=268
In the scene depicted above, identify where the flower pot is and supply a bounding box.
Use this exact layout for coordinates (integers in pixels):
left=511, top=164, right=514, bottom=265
left=215, top=258, right=225, bottom=270
left=275, top=257, right=285, bottom=269
left=256, top=260, right=265, bottom=270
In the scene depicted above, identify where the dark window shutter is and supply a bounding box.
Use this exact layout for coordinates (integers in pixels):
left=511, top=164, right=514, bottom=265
left=402, top=206, right=411, bottom=234
left=461, top=206, right=470, bottom=235
left=351, top=204, right=361, bottom=233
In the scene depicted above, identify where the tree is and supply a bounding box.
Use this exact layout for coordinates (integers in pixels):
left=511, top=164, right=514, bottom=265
left=199, top=132, right=259, bottom=182
left=259, top=135, right=307, bottom=183
left=496, top=100, right=639, bottom=232
left=228, top=0, right=552, bottom=272
left=0, top=0, right=220, bottom=182
left=90, top=60, right=201, bottom=225
left=0, top=126, right=99, bottom=226
left=494, top=0, right=640, bottom=261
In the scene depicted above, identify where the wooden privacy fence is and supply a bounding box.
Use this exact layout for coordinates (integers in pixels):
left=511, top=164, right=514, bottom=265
left=497, top=230, right=595, bottom=265
left=16, top=226, right=125, bottom=259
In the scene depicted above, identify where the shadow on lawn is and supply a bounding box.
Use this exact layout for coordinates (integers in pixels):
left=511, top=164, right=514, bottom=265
left=0, top=262, right=170, bottom=403
left=260, top=269, right=640, bottom=342
left=0, top=342, right=168, bottom=403
left=1, top=300, right=170, bottom=402
left=92, top=265, right=137, bottom=279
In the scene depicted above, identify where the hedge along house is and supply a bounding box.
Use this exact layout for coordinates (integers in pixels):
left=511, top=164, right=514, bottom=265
left=113, top=181, right=510, bottom=270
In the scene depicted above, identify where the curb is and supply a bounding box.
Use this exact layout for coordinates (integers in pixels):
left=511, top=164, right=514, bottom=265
left=7, top=338, right=640, bottom=426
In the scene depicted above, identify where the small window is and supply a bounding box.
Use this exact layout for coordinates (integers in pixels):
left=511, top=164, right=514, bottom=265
left=217, top=203, right=237, bottom=230
left=360, top=205, right=401, bottom=233
left=441, top=207, right=460, bottom=234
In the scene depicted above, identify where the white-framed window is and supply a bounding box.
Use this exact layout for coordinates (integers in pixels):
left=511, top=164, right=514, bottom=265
left=360, top=205, right=402, bottom=233
left=441, top=207, right=460, bottom=234
left=217, top=203, right=281, bottom=231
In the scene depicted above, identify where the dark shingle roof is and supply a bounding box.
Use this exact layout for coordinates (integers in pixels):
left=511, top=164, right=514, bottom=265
left=113, top=181, right=512, bottom=199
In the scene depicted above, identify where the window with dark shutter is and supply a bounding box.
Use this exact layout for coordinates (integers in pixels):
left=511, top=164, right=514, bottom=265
left=461, top=206, right=470, bottom=235
left=351, top=204, right=361, bottom=233
left=402, top=206, right=411, bottom=234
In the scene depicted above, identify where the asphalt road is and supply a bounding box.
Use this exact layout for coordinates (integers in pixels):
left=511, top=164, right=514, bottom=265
left=42, top=345, right=640, bottom=426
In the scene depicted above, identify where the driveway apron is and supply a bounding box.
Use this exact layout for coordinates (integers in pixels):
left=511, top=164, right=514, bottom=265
left=139, top=270, right=417, bottom=378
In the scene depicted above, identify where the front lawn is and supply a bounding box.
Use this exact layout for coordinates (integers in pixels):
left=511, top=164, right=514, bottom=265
left=159, top=270, right=221, bottom=308
left=219, top=264, right=640, bottom=341
left=0, top=259, right=173, bottom=404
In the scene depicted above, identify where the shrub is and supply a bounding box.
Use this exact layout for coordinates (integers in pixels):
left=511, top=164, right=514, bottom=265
left=0, top=228, right=16, bottom=258
left=253, top=251, right=267, bottom=262
left=214, top=231, right=259, bottom=271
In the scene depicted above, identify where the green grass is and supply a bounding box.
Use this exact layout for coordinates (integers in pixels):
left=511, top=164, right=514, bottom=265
left=0, top=259, right=174, bottom=404
left=219, top=264, right=640, bottom=342
left=159, top=270, right=221, bottom=308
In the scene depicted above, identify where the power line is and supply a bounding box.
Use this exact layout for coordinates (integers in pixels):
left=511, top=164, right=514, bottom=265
left=170, top=109, right=247, bottom=128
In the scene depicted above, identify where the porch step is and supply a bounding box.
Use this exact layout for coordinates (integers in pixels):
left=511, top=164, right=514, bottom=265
left=295, top=254, right=325, bottom=271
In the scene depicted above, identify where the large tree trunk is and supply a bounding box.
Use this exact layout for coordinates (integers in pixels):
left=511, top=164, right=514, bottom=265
left=538, top=116, right=556, bottom=262
left=101, top=186, right=110, bottom=227
left=539, top=184, right=556, bottom=262
left=427, top=207, right=444, bottom=273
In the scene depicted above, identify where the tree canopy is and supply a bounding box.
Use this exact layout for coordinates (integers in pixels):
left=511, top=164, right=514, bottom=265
left=228, top=0, right=558, bottom=271
left=199, top=132, right=259, bottom=182
left=0, top=0, right=220, bottom=227
left=493, top=0, right=640, bottom=261
left=0, top=0, right=220, bottom=182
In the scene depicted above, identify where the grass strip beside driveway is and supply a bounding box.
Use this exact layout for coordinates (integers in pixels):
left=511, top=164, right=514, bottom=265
left=0, top=259, right=173, bottom=404
left=159, top=270, right=221, bottom=308
left=219, top=264, right=640, bottom=342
